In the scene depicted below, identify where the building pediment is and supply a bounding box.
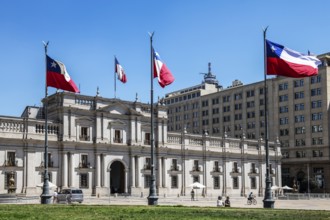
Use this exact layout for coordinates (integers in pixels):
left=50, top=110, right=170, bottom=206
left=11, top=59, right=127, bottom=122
left=99, top=101, right=142, bottom=116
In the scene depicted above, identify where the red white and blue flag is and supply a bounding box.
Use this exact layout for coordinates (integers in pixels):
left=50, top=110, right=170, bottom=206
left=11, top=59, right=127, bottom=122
left=266, top=40, right=321, bottom=78
left=153, top=49, right=174, bottom=88
left=115, top=57, right=127, bottom=83
left=46, top=55, right=79, bottom=93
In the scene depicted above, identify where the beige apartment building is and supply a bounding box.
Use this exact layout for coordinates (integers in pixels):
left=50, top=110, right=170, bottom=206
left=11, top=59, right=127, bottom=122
left=165, top=55, right=330, bottom=193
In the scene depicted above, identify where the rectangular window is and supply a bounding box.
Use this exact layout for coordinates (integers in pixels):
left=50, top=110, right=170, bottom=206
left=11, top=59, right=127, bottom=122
left=246, top=90, right=255, bottom=97
left=312, top=125, right=322, bottom=133
left=295, top=139, right=306, bottom=147
left=313, top=150, right=323, bottom=157
left=313, top=168, right=324, bottom=189
left=80, top=127, right=89, bottom=141
left=311, top=75, right=321, bottom=84
left=280, top=129, right=289, bottom=136
left=251, top=163, right=256, bottom=173
left=311, top=100, right=322, bottom=109
left=6, top=152, right=16, bottom=166
left=279, top=106, right=288, bottom=113
left=212, top=108, right=219, bottom=114
left=294, top=103, right=304, bottom=111
left=247, top=101, right=255, bottom=108
left=235, top=103, right=242, bottom=110
left=279, top=95, right=288, bottom=102
left=279, top=82, right=288, bottom=91
left=214, top=161, right=219, bottom=172
left=295, top=115, right=305, bottom=123
left=295, top=127, right=305, bottom=134
left=294, top=91, right=304, bottom=99
left=145, top=158, right=151, bottom=170
left=223, top=96, right=230, bottom=103
left=311, top=88, right=321, bottom=96
left=79, top=173, right=88, bottom=188
left=144, top=133, right=151, bottom=145
left=47, top=153, right=53, bottom=167
left=233, top=162, right=238, bottom=173
left=114, top=130, right=122, bottom=143
left=251, top=177, right=256, bottom=189
left=193, top=176, right=200, bottom=183
left=80, top=154, right=89, bottom=168
left=171, top=176, right=178, bottom=188
left=193, top=160, right=200, bottom=171
left=312, top=113, right=322, bottom=121
left=279, top=117, right=289, bottom=125
left=312, top=137, right=323, bottom=145
left=234, top=93, right=242, bottom=100
left=214, top=176, right=220, bottom=189
left=294, top=79, right=304, bottom=87
left=144, top=175, right=151, bottom=188
left=171, top=159, right=178, bottom=171
left=233, top=177, right=239, bottom=189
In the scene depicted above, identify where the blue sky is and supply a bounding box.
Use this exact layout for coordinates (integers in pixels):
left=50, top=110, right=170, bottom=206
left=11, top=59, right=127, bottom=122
left=1, top=0, right=329, bottom=116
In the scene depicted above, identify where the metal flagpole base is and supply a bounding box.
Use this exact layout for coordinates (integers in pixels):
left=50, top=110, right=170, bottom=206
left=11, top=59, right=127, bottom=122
left=40, top=193, right=52, bottom=204
left=147, top=195, right=158, bottom=205
left=263, top=198, right=275, bottom=208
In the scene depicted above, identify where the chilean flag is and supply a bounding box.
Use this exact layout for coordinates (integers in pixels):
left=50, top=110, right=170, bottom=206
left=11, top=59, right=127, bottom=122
left=266, top=40, right=321, bottom=78
left=153, top=49, right=174, bottom=88
left=115, top=57, right=127, bottom=83
left=46, top=55, right=79, bottom=93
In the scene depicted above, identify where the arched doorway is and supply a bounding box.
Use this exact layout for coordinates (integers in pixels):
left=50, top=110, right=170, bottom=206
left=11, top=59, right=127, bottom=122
left=110, top=161, right=125, bottom=194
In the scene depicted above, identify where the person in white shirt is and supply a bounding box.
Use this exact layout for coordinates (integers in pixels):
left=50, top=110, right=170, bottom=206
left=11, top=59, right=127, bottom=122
left=217, top=196, right=223, bottom=207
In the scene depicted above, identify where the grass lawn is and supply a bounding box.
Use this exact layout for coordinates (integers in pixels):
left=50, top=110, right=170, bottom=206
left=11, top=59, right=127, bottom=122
left=0, top=204, right=329, bottom=220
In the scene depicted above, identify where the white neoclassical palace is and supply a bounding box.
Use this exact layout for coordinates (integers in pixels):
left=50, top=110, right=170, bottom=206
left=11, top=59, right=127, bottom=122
left=0, top=92, right=281, bottom=198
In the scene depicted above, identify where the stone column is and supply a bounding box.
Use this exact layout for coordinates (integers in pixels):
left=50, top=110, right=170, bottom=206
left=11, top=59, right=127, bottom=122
left=101, top=154, right=105, bottom=187
left=124, top=169, right=128, bottom=193
left=163, top=158, right=167, bottom=188
left=136, top=156, right=140, bottom=187
left=158, top=157, right=162, bottom=189
left=96, top=154, right=101, bottom=187
left=131, top=155, right=135, bottom=188
left=62, top=152, right=68, bottom=188
left=69, top=153, right=74, bottom=187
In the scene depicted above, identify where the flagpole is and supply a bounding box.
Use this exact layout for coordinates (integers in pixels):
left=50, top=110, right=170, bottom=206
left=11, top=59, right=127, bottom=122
left=262, top=27, right=275, bottom=208
left=114, top=56, right=117, bottom=99
left=148, top=32, right=158, bottom=206
left=41, top=41, right=52, bottom=204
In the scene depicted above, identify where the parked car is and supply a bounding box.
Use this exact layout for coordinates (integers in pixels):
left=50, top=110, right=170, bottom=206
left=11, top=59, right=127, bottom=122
left=57, top=188, right=83, bottom=204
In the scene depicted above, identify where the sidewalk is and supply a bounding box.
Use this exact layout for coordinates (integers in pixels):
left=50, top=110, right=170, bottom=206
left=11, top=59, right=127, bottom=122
left=82, top=196, right=330, bottom=210
left=5, top=195, right=330, bottom=211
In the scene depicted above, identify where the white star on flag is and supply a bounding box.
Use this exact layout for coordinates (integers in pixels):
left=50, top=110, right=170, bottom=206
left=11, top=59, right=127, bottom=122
left=51, top=61, right=57, bottom=68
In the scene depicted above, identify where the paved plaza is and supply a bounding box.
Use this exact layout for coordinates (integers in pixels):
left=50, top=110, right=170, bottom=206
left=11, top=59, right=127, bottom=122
left=5, top=195, right=330, bottom=211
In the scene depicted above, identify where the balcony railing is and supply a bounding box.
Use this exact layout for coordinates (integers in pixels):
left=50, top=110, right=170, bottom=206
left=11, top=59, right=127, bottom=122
left=192, top=166, right=201, bottom=172
left=113, top=138, right=123, bottom=143
left=144, top=164, right=151, bottom=170
left=213, top=167, right=220, bottom=172
left=232, top=168, right=239, bottom=173
left=144, top=140, right=151, bottom=145
left=4, top=160, right=18, bottom=167
left=170, top=165, right=179, bottom=171
left=79, top=162, right=90, bottom=168
left=250, top=168, right=257, bottom=174
left=79, top=135, right=90, bottom=141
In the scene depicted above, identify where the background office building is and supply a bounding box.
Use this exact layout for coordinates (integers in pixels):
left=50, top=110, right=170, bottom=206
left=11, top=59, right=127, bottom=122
left=165, top=55, right=330, bottom=193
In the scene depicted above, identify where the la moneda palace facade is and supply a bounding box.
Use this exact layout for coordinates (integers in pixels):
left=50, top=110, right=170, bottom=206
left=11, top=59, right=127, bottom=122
left=0, top=90, right=280, bottom=198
